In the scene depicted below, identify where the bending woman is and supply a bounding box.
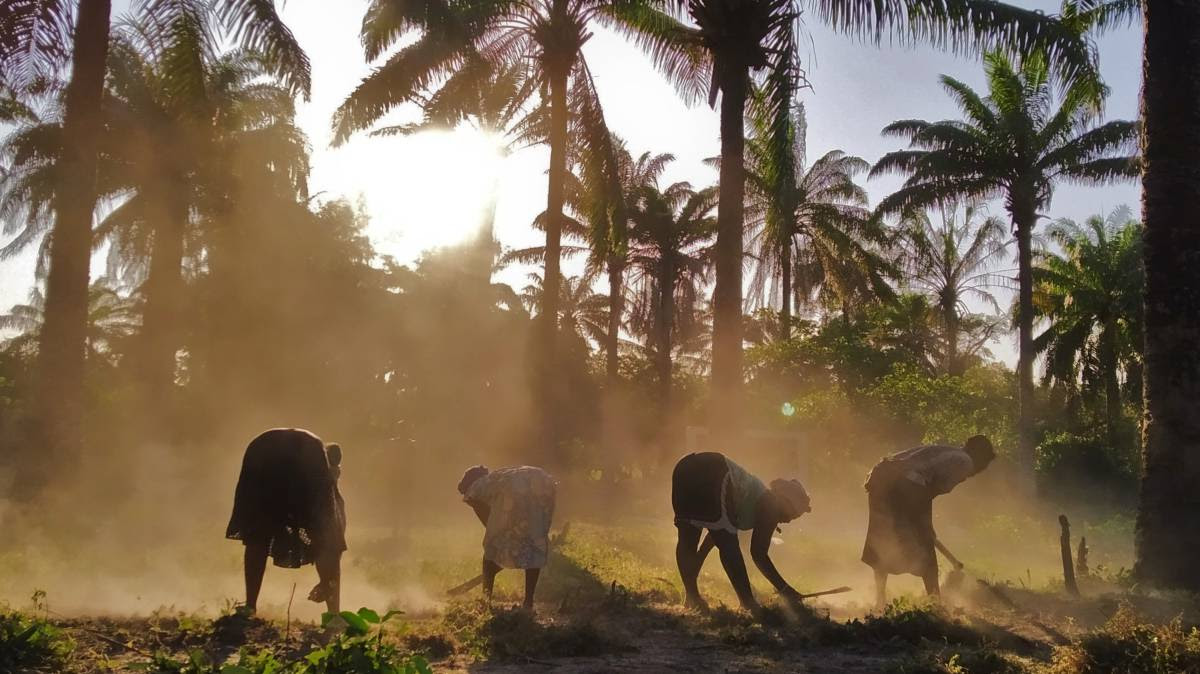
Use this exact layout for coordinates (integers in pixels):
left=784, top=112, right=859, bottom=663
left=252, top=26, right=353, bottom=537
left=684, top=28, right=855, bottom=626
left=458, top=465, right=557, bottom=610
left=226, top=428, right=347, bottom=614
left=672, top=452, right=811, bottom=613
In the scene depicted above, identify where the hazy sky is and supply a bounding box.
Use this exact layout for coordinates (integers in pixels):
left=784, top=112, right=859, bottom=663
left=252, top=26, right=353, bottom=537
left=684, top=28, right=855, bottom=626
left=0, top=0, right=1143, bottom=363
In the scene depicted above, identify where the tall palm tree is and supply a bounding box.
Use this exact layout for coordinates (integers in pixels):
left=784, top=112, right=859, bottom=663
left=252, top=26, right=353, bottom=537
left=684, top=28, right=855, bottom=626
left=627, top=179, right=717, bottom=423
left=2, top=14, right=308, bottom=402
left=742, top=99, right=889, bottom=337
left=1031, top=208, right=1142, bottom=450
left=632, top=0, right=1100, bottom=444
left=100, top=18, right=308, bottom=399
left=331, top=0, right=695, bottom=402
left=871, top=51, right=1138, bottom=472
left=898, top=201, right=1009, bottom=375
left=0, top=0, right=309, bottom=484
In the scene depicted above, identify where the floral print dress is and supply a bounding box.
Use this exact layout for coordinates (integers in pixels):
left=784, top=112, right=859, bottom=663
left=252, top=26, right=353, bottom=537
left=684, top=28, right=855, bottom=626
left=466, top=466, right=557, bottom=569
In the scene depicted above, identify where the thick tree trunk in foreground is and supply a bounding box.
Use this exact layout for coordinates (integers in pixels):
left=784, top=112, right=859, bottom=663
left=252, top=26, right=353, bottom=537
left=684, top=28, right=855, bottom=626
left=711, top=62, right=747, bottom=449
left=25, top=0, right=112, bottom=495
left=1013, top=199, right=1038, bottom=476
left=1135, top=0, right=1200, bottom=591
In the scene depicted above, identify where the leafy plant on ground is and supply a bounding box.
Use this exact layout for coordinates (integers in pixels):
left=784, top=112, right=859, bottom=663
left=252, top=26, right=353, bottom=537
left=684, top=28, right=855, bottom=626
left=0, top=608, right=74, bottom=673
left=300, top=607, right=430, bottom=674
left=1044, top=603, right=1200, bottom=674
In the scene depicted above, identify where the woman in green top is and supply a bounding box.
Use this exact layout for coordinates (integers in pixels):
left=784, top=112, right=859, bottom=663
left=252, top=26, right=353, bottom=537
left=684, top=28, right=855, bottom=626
left=671, top=452, right=812, bottom=612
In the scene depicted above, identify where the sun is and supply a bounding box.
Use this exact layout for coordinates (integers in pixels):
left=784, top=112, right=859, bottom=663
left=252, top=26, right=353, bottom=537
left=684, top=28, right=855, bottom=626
left=328, top=126, right=507, bottom=261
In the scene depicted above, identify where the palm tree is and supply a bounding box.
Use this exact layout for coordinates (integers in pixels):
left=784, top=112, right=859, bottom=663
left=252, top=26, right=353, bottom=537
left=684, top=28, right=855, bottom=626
left=331, top=0, right=695, bottom=397
left=898, top=202, right=1009, bottom=375
left=368, top=60, right=536, bottom=277
left=742, top=99, right=890, bottom=337
left=0, top=279, right=139, bottom=363
left=519, top=272, right=610, bottom=349
left=98, top=19, right=308, bottom=399
left=1031, top=208, right=1142, bottom=450
left=2, top=15, right=308, bottom=402
left=871, top=51, right=1138, bottom=472
left=627, top=179, right=717, bottom=424
left=632, top=0, right=1100, bottom=444
left=0, top=0, right=309, bottom=483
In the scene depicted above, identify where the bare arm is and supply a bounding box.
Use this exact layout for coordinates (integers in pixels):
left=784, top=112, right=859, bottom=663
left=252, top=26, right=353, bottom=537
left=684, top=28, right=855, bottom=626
left=750, top=498, right=795, bottom=596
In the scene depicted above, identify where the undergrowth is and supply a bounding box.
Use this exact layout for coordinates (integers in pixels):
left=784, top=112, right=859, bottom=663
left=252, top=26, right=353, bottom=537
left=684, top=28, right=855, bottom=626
left=1043, top=602, right=1200, bottom=674
left=0, top=607, right=74, bottom=673
left=438, top=599, right=631, bottom=660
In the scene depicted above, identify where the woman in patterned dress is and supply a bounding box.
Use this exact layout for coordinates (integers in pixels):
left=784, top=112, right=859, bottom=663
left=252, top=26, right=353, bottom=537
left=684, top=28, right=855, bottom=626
left=458, top=465, right=557, bottom=610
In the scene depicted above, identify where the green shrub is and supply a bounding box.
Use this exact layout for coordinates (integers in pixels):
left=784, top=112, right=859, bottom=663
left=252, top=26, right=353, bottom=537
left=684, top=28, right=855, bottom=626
left=300, top=608, right=431, bottom=674
left=1035, top=431, right=1137, bottom=507
left=0, top=609, right=74, bottom=673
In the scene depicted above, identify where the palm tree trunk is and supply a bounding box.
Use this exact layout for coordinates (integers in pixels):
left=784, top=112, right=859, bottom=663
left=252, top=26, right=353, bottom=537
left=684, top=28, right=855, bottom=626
left=711, top=60, right=747, bottom=447
left=1013, top=201, right=1038, bottom=477
left=606, top=256, right=623, bottom=384
left=25, top=0, right=112, bottom=494
left=945, top=301, right=960, bottom=376
left=539, top=60, right=570, bottom=454
left=1135, top=0, right=1200, bottom=592
left=656, top=258, right=674, bottom=408
left=780, top=235, right=792, bottom=340
left=1101, top=316, right=1123, bottom=450
left=140, top=193, right=187, bottom=401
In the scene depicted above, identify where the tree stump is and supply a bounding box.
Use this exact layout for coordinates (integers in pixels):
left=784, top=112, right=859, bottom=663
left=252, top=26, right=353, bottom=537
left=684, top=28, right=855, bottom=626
left=1059, top=514, right=1080, bottom=596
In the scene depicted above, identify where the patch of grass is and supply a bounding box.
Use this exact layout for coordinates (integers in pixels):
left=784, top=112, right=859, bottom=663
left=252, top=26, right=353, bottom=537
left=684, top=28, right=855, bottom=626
left=0, top=608, right=74, bottom=673
left=887, top=646, right=1026, bottom=674
left=834, top=599, right=986, bottom=648
left=438, top=599, right=630, bottom=660
left=1043, top=602, right=1200, bottom=674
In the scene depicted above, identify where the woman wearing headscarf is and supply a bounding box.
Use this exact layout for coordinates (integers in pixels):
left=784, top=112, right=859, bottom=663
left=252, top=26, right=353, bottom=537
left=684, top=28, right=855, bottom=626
left=226, top=428, right=347, bottom=614
left=458, top=465, right=557, bottom=610
left=861, top=435, right=995, bottom=609
left=671, top=452, right=812, bottom=613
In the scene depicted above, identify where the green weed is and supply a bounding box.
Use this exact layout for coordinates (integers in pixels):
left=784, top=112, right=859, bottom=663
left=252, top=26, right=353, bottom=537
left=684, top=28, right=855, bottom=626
left=0, top=608, right=74, bottom=673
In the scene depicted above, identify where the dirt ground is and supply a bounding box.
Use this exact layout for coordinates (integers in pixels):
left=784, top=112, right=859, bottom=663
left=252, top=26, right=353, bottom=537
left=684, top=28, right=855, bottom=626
left=41, top=574, right=1200, bottom=673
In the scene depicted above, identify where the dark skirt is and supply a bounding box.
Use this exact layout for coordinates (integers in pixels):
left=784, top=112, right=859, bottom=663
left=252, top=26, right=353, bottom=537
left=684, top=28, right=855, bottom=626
left=671, top=452, right=734, bottom=530
left=861, top=473, right=936, bottom=577
left=225, top=428, right=347, bottom=568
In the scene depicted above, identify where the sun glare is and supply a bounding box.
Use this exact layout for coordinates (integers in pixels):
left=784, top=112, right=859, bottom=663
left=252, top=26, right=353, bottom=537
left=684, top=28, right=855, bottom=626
left=350, top=127, right=506, bottom=260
